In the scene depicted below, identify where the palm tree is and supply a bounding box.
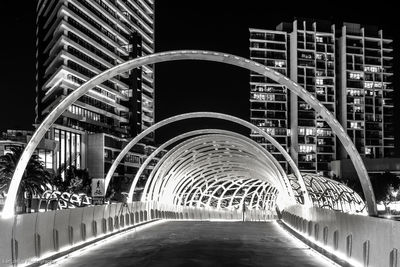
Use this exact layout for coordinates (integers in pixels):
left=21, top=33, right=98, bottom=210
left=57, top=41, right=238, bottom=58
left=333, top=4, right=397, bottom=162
left=0, top=146, right=52, bottom=213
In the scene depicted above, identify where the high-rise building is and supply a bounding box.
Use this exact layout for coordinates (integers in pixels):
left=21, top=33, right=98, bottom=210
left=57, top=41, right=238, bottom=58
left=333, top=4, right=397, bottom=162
left=249, top=19, right=395, bottom=176
left=249, top=29, right=290, bottom=171
left=337, top=23, right=394, bottom=159
left=35, top=0, right=155, bottom=182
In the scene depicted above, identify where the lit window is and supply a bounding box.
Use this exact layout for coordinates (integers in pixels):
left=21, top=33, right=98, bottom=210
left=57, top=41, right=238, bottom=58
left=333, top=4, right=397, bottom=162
left=316, top=87, right=325, bottom=94
left=317, top=129, right=332, bottom=137
left=316, top=78, right=323, bottom=85
left=264, top=128, right=274, bottom=135
left=316, top=36, right=323, bottom=43
left=354, top=98, right=361, bottom=105
left=275, top=61, right=285, bottom=68
left=350, top=72, right=362, bottom=80
left=256, top=86, right=265, bottom=92
left=364, top=82, right=373, bottom=89
left=305, top=154, right=314, bottom=161
left=305, top=128, right=314, bottom=136
left=364, top=66, right=380, bottom=73
left=349, top=89, right=362, bottom=96
left=299, top=145, right=314, bottom=153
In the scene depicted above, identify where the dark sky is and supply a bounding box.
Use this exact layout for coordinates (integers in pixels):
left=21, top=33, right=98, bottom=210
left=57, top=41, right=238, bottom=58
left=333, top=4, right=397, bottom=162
left=0, top=1, right=399, bottom=153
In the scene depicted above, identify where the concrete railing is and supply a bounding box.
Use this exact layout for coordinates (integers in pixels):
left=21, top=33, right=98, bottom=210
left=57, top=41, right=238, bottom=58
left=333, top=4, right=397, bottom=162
left=0, top=202, right=274, bottom=267
left=281, top=205, right=400, bottom=267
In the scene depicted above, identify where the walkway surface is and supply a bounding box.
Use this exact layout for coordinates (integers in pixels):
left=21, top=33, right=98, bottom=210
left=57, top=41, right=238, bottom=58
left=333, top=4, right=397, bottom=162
left=54, top=221, right=334, bottom=267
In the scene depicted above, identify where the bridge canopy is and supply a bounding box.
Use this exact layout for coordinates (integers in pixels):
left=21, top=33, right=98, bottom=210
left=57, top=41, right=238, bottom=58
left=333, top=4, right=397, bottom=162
left=135, top=132, right=365, bottom=214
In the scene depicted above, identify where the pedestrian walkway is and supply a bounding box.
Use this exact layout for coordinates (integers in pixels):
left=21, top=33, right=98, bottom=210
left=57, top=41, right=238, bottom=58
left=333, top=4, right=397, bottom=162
left=53, top=221, right=334, bottom=266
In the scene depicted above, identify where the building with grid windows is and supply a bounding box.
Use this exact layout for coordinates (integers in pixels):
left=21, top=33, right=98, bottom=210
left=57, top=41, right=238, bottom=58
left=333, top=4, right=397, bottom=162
left=250, top=19, right=394, bottom=176
left=35, top=0, right=155, bottom=183
left=337, top=22, right=394, bottom=159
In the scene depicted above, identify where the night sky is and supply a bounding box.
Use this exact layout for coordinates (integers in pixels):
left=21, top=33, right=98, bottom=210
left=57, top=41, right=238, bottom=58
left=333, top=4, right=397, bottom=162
left=0, top=1, right=399, bottom=154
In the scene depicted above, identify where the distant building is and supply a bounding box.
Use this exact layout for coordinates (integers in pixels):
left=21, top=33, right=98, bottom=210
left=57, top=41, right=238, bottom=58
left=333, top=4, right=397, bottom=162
left=249, top=19, right=394, bottom=175
left=337, top=23, right=394, bottom=159
left=331, top=158, right=400, bottom=180
left=0, top=129, right=57, bottom=173
left=35, top=0, right=155, bottom=183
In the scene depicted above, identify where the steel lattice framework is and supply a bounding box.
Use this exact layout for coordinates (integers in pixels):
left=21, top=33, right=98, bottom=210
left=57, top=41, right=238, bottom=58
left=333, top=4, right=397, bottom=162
left=288, top=173, right=366, bottom=214
left=141, top=133, right=295, bottom=210
left=180, top=177, right=278, bottom=211
left=136, top=133, right=365, bottom=214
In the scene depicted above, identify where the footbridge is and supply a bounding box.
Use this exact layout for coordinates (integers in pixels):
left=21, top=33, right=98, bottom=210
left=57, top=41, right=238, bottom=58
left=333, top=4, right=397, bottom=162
left=0, top=51, right=398, bottom=267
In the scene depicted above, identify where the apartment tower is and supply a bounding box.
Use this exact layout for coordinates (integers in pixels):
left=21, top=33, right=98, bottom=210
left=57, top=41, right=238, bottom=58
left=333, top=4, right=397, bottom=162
left=35, top=0, right=155, bottom=182
left=250, top=19, right=394, bottom=175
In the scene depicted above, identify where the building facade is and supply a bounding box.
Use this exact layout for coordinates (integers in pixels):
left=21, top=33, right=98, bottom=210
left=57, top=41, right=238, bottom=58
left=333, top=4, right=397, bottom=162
left=0, top=130, right=57, bottom=173
left=249, top=20, right=394, bottom=175
left=337, top=23, right=394, bottom=159
left=35, top=0, right=155, bottom=183
left=249, top=29, right=290, bottom=171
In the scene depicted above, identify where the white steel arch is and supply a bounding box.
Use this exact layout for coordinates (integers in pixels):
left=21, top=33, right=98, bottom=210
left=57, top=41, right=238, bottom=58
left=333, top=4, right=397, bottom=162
left=3, top=50, right=376, bottom=218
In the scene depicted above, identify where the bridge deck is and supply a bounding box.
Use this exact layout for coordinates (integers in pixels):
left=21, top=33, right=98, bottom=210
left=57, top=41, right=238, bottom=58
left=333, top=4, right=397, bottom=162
left=54, top=221, right=334, bottom=267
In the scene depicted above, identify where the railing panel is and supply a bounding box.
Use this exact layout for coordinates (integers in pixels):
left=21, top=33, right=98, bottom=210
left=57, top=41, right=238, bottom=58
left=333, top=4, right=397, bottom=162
left=35, top=210, right=56, bottom=259
left=53, top=209, right=71, bottom=252
left=283, top=205, right=400, bottom=267
left=68, top=208, right=84, bottom=245
left=13, top=213, right=38, bottom=265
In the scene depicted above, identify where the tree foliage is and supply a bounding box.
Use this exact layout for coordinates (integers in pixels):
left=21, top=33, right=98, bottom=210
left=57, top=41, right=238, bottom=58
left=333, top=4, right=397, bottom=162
left=370, top=171, right=400, bottom=204
left=0, top=146, right=52, bottom=203
left=53, top=165, right=90, bottom=194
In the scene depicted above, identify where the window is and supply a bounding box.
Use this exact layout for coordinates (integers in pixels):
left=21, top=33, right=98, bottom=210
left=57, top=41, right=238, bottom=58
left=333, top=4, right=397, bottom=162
left=54, top=129, right=81, bottom=173
left=349, top=72, right=362, bottom=80
left=354, top=98, right=361, bottom=105
left=46, top=151, right=53, bottom=169
left=316, top=78, right=323, bottom=85
left=252, top=93, right=274, bottom=101
left=299, top=103, right=312, bottom=110
left=348, top=89, right=361, bottom=96
left=374, top=82, right=382, bottom=88
left=305, top=154, right=314, bottom=161
left=316, top=53, right=324, bottom=60
left=364, top=82, right=373, bottom=89
left=316, top=87, right=325, bottom=95
left=350, top=122, right=363, bottom=129
left=364, top=66, right=380, bottom=73
left=306, top=128, right=314, bottom=136
left=274, top=61, right=285, bottom=68
left=299, top=145, right=314, bottom=153
left=316, top=36, right=323, bottom=43
left=317, top=129, right=332, bottom=137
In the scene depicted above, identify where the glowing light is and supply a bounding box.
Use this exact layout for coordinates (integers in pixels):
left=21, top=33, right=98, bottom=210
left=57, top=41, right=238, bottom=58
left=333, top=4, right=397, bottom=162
left=281, top=221, right=362, bottom=267
left=38, top=220, right=166, bottom=267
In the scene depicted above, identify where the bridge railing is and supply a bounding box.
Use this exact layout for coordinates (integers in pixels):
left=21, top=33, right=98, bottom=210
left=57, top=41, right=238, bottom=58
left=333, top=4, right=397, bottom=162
left=281, top=205, right=400, bottom=267
left=0, top=202, right=273, bottom=267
